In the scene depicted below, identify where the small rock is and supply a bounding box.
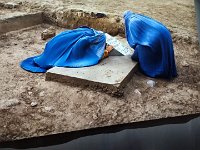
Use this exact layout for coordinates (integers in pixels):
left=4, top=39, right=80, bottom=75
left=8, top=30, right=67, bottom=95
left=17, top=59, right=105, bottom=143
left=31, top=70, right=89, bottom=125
left=147, top=80, right=156, bottom=87
left=39, top=91, right=45, bottom=97
left=4, top=2, right=19, bottom=9
left=112, top=112, right=118, bottom=119
left=44, top=106, right=52, bottom=111
left=0, top=98, right=20, bottom=109
left=182, top=61, right=189, bottom=67
left=31, top=102, right=38, bottom=107
left=41, top=27, right=56, bottom=40
left=134, top=89, right=141, bottom=96
left=27, top=86, right=33, bottom=91
left=28, top=91, right=32, bottom=95
left=92, top=114, right=98, bottom=120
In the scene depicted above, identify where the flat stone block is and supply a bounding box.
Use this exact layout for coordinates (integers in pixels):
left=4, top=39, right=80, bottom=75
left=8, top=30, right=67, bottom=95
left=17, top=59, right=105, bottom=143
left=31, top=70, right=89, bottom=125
left=46, top=56, right=137, bottom=94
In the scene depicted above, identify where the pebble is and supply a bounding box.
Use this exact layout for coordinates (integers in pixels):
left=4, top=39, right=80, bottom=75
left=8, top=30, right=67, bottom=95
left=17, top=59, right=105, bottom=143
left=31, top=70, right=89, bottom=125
left=31, top=102, right=38, bottom=107
left=39, top=91, right=45, bottom=97
left=41, top=27, right=56, bottom=40
left=147, top=80, right=156, bottom=87
left=92, top=114, right=98, bottom=120
left=134, top=89, right=141, bottom=96
left=44, top=106, right=52, bottom=111
left=0, top=98, right=20, bottom=109
left=28, top=91, right=32, bottom=95
left=182, top=61, right=189, bottom=67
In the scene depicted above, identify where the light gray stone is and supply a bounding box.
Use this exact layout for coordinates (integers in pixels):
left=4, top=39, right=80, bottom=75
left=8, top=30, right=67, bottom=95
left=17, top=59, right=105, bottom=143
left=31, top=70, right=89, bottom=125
left=182, top=60, right=189, bottom=67
left=39, top=91, right=45, bottom=97
left=134, top=89, right=141, bottom=96
left=0, top=98, right=20, bottom=109
left=44, top=106, right=53, bottom=111
left=147, top=80, right=156, bottom=88
left=31, top=102, right=38, bottom=107
left=46, top=56, right=137, bottom=94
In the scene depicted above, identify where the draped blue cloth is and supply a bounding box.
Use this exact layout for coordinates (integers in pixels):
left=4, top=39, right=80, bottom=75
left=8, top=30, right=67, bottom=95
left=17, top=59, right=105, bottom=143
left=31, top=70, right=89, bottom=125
left=124, top=11, right=177, bottom=79
left=20, top=27, right=106, bottom=73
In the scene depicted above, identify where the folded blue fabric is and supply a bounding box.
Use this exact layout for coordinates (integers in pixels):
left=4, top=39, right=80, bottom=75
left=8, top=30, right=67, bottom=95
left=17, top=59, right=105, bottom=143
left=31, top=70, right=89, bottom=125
left=124, top=11, right=177, bottom=79
left=20, top=27, right=106, bottom=73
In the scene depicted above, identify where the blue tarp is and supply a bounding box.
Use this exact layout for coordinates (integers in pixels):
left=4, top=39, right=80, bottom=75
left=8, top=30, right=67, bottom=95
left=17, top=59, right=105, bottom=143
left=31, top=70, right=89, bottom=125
left=124, top=11, right=177, bottom=79
left=20, top=26, right=106, bottom=73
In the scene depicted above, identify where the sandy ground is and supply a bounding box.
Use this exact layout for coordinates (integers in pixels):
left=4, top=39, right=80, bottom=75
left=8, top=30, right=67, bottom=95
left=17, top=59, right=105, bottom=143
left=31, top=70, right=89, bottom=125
left=0, top=0, right=200, bottom=142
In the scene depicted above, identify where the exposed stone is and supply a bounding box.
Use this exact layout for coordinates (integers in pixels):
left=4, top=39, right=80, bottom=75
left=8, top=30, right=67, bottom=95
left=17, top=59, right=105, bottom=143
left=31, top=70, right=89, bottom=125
left=28, top=91, right=32, bottom=95
left=39, top=91, right=45, bottom=97
left=182, top=60, right=189, bottom=67
left=44, top=106, right=53, bottom=111
left=147, top=80, right=156, bottom=88
left=134, top=89, right=141, bottom=96
left=41, top=26, right=56, bottom=40
left=31, top=101, right=38, bottom=107
left=0, top=99, right=20, bottom=109
left=92, top=114, right=98, bottom=120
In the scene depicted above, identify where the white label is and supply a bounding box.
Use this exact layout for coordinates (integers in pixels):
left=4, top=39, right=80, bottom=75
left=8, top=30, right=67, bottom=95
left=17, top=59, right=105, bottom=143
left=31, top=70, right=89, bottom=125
left=105, top=33, right=133, bottom=56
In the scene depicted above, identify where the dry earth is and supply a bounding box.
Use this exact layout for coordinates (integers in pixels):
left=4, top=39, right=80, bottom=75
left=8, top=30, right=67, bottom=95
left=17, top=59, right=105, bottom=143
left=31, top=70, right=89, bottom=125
left=0, top=0, right=199, bottom=142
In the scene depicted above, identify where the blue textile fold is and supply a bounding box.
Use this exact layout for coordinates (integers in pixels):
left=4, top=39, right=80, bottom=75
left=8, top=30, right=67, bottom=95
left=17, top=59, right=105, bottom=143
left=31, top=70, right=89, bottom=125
left=20, top=27, right=106, bottom=73
left=124, top=11, right=177, bottom=79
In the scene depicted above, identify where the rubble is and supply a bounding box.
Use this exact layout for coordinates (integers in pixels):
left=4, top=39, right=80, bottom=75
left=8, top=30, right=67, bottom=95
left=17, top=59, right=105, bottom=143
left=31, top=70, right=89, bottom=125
left=182, top=60, right=189, bottom=67
left=39, top=91, right=45, bottom=97
left=41, top=26, right=56, bottom=40
left=31, top=102, right=38, bottom=107
left=147, top=80, right=156, bottom=88
left=134, top=89, right=141, bottom=96
left=44, top=106, right=53, bottom=111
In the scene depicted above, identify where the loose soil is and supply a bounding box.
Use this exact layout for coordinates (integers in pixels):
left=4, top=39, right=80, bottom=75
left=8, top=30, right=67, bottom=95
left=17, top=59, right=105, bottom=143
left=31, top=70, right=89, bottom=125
left=0, top=0, right=199, bottom=142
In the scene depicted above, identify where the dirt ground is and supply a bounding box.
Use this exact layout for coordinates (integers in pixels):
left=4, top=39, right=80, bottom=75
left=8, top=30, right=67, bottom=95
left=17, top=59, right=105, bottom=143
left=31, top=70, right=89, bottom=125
left=0, top=0, right=200, bottom=142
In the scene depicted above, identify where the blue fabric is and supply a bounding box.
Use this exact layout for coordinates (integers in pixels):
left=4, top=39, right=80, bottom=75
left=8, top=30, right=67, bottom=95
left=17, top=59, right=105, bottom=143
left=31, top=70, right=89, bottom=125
left=20, top=27, right=106, bottom=73
left=124, top=11, right=177, bottom=79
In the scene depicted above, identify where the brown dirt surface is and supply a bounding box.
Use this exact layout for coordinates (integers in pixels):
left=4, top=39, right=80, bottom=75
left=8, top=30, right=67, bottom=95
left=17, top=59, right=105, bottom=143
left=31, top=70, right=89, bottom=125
left=0, top=0, right=200, bottom=142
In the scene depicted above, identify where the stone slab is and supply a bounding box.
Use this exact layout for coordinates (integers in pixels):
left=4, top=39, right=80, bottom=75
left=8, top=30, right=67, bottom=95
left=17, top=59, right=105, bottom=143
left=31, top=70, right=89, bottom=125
left=0, top=12, right=43, bottom=34
left=46, top=56, right=137, bottom=94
